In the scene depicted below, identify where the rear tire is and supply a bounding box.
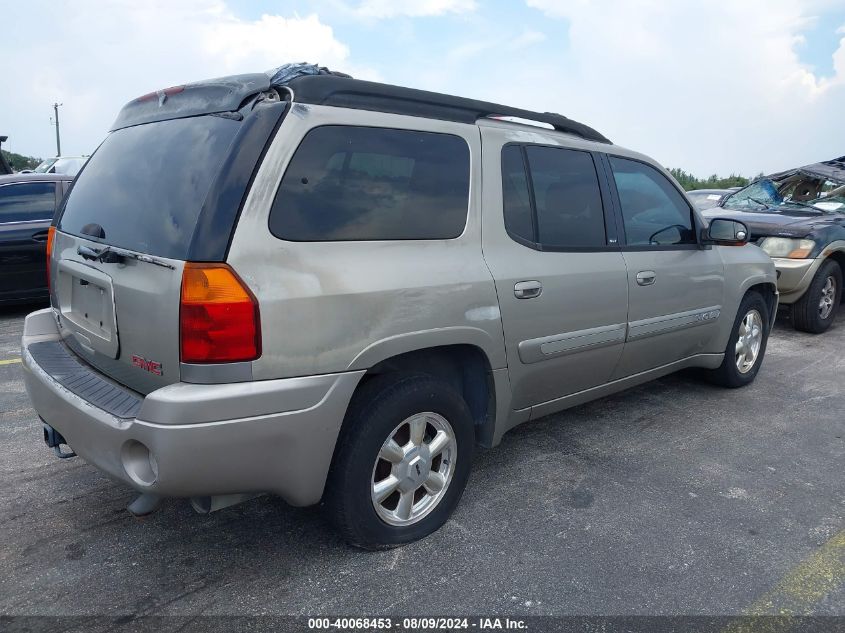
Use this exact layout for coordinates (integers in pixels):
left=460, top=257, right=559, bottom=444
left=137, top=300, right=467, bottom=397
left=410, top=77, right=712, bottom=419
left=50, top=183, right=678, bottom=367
left=790, top=259, right=842, bottom=334
left=706, top=291, right=770, bottom=388
left=324, top=374, right=474, bottom=550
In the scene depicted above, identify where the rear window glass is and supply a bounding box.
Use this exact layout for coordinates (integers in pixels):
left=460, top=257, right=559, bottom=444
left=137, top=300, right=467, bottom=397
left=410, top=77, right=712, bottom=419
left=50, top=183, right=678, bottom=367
left=58, top=115, right=240, bottom=259
left=269, top=126, right=470, bottom=241
left=501, top=145, right=534, bottom=243
left=0, top=182, right=56, bottom=222
left=526, top=146, right=606, bottom=248
left=500, top=144, right=607, bottom=249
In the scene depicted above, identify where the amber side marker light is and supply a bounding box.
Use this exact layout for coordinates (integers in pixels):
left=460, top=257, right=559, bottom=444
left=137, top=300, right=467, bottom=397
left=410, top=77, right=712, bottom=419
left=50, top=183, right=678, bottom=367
left=180, top=263, right=261, bottom=364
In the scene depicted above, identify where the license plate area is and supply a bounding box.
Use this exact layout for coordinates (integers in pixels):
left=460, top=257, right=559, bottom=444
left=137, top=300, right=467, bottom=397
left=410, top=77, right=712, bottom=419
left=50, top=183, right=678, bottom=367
left=55, top=259, right=119, bottom=358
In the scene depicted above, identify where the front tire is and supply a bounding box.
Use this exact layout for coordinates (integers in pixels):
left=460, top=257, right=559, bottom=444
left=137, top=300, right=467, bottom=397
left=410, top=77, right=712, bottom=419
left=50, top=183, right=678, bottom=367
left=324, top=374, right=475, bottom=550
left=790, top=259, right=842, bottom=334
left=706, top=291, right=770, bottom=388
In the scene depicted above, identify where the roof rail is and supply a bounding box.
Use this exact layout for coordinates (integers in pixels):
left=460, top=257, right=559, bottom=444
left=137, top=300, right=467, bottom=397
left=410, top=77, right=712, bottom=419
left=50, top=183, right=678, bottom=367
left=286, top=75, right=610, bottom=144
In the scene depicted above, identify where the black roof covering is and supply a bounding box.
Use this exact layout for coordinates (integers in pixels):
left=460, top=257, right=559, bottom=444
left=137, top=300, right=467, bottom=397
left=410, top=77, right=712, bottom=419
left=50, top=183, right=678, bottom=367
left=110, top=72, right=609, bottom=143
left=768, top=155, right=845, bottom=185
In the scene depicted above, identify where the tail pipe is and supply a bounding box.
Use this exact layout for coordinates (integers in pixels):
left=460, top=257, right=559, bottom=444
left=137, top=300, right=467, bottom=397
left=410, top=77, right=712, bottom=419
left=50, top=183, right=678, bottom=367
left=190, top=493, right=264, bottom=514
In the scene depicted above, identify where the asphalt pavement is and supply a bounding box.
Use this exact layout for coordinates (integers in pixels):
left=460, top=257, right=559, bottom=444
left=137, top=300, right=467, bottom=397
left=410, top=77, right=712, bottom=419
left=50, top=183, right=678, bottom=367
left=0, top=301, right=842, bottom=618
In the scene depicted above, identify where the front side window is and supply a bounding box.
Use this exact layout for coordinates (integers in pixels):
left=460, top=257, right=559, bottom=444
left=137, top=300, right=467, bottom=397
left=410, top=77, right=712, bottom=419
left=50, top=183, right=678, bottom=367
left=500, top=144, right=607, bottom=249
left=609, top=156, right=697, bottom=246
left=0, top=182, right=56, bottom=223
left=269, top=126, right=470, bottom=241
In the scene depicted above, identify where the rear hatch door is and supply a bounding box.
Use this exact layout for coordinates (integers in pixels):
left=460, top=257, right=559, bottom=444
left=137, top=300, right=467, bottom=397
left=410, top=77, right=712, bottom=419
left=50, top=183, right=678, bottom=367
left=52, top=113, right=243, bottom=394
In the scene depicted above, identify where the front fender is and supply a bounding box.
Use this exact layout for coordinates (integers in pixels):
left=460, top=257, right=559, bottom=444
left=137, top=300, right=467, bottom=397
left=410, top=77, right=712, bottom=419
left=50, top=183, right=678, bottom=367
left=717, top=244, right=778, bottom=348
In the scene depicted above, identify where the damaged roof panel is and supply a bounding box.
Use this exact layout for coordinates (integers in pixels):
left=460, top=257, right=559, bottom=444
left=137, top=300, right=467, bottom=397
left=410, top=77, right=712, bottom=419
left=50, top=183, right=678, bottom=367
left=768, top=155, right=845, bottom=185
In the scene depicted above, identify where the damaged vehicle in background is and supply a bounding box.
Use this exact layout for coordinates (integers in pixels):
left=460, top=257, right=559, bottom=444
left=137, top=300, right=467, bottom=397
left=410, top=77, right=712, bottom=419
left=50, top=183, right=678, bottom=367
left=704, top=156, right=845, bottom=333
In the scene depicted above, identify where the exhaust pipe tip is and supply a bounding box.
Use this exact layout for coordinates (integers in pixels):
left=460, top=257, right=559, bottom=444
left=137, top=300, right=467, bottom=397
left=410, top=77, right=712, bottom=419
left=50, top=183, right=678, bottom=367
left=190, top=496, right=213, bottom=514
left=127, top=493, right=163, bottom=517
left=190, top=493, right=263, bottom=515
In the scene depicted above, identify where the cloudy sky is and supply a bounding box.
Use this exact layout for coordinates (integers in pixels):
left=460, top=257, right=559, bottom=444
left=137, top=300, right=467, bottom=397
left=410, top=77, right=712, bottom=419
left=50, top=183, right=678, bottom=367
left=2, top=0, right=844, bottom=176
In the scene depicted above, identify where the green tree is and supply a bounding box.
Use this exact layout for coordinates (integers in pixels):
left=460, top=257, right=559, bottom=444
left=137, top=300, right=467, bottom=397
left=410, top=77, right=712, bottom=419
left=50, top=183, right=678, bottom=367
left=667, top=167, right=752, bottom=191
left=1, top=149, right=42, bottom=171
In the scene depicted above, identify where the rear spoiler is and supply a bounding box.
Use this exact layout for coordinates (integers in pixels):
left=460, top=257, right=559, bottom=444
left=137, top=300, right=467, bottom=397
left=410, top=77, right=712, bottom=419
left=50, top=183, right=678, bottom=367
left=109, top=74, right=272, bottom=131
left=0, top=136, right=13, bottom=175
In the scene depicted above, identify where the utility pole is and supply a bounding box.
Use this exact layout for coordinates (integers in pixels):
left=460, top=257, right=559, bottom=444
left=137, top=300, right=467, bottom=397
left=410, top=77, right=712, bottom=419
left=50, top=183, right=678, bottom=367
left=52, top=102, right=62, bottom=156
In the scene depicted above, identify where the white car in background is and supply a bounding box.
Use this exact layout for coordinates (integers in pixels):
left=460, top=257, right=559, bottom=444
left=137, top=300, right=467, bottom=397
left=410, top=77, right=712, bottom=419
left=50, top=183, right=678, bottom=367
left=27, top=156, right=88, bottom=177
left=687, top=188, right=740, bottom=210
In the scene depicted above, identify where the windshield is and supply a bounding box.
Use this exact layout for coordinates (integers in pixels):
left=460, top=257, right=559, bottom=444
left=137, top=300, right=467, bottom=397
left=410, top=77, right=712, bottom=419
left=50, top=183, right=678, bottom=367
left=58, top=115, right=240, bottom=259
left=724, top=178, right=844, bottom=213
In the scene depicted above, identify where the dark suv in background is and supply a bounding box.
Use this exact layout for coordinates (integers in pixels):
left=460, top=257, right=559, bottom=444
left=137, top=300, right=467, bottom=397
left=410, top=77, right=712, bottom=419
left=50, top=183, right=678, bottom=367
left=0, top=173, right=72, bottom=304
left=704, top=156, right=845, bottom=333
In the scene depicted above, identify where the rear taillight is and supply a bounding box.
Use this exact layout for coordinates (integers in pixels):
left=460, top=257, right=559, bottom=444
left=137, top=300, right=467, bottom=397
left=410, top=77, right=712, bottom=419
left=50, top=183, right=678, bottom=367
left=179, top=263, right=261, bottom=364
left=45, top=226, right=55, bottom=291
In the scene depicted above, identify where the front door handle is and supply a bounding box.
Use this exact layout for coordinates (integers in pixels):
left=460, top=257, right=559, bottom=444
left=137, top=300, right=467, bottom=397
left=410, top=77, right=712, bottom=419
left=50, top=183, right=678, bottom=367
left=31, top=229, right=50, bottom=243
left=514, top=280, right=542, bottom=299
left=636, top=270, right=656, bottom=286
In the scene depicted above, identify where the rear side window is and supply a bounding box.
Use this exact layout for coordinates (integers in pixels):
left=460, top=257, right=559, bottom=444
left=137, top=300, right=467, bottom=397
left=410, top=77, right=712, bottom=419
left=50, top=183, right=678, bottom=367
left=58, top=115, right=240, bottom=259
left=500, top=144, right=607, bottom=249
left=609, top=156, right=697, bottom=246
left=0, top=182, right=56, bottom=223
left=269, top=126, right=470, bottom=241
left=501, top=145, right=534, bottom=242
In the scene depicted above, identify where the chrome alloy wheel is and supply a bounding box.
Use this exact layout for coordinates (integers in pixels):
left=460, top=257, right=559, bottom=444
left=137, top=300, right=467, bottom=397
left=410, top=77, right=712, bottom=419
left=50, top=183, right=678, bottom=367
left=735, top=309, right=763, bottom=374
left=818, top=275, right=837, bottom=320
left=371, top=412, right=456, bottom=527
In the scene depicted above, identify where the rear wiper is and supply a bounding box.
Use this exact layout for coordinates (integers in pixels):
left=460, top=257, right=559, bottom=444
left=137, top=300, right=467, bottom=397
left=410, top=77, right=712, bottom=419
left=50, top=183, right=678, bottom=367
left=77, top=245, right=175, bottom=270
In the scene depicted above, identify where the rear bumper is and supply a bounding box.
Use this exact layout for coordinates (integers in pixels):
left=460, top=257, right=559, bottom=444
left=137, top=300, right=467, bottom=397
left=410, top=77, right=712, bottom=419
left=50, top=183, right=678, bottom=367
left=21, top=308, right=363, bottom=506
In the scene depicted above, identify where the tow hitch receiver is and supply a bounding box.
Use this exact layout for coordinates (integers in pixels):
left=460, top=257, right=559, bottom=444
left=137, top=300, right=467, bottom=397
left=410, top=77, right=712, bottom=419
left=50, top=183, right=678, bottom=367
left=42, top=421, right=77, bottom=459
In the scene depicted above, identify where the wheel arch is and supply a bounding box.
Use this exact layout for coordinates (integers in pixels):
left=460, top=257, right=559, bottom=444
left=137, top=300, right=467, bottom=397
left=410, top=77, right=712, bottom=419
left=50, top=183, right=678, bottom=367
left=346, top=341, right=505, bottom=448
left=744, top=280, right=779, bottom=330
left=823, top=249, right=845, bottom=286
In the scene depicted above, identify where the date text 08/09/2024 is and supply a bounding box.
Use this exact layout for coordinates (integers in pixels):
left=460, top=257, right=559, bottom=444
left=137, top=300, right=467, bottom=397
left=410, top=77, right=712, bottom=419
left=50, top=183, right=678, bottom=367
left=307, top=617, right=528, bottom=630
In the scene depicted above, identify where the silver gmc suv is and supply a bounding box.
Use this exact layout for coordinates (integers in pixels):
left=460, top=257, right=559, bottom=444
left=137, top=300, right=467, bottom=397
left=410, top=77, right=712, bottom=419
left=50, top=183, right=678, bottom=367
left=22, top=71, right=777, bottom=549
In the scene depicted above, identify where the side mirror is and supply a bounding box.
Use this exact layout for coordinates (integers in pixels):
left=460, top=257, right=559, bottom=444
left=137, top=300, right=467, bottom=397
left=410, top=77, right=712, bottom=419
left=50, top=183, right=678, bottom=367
left=703, top=218, right=749, bottom=245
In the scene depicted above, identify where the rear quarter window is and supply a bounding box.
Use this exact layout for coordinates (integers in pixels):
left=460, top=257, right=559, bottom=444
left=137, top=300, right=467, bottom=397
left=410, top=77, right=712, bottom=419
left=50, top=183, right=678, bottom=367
left=269, top=126, right=470, bottom=241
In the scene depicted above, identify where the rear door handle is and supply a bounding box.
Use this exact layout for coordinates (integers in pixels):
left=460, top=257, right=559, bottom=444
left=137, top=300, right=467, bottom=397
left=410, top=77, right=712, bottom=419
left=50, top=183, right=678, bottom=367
left=31, top=229, right=50, bottom=243
left=514, top=280, right=542, bottom=299
left=636, top=270, right=656, bottom=286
